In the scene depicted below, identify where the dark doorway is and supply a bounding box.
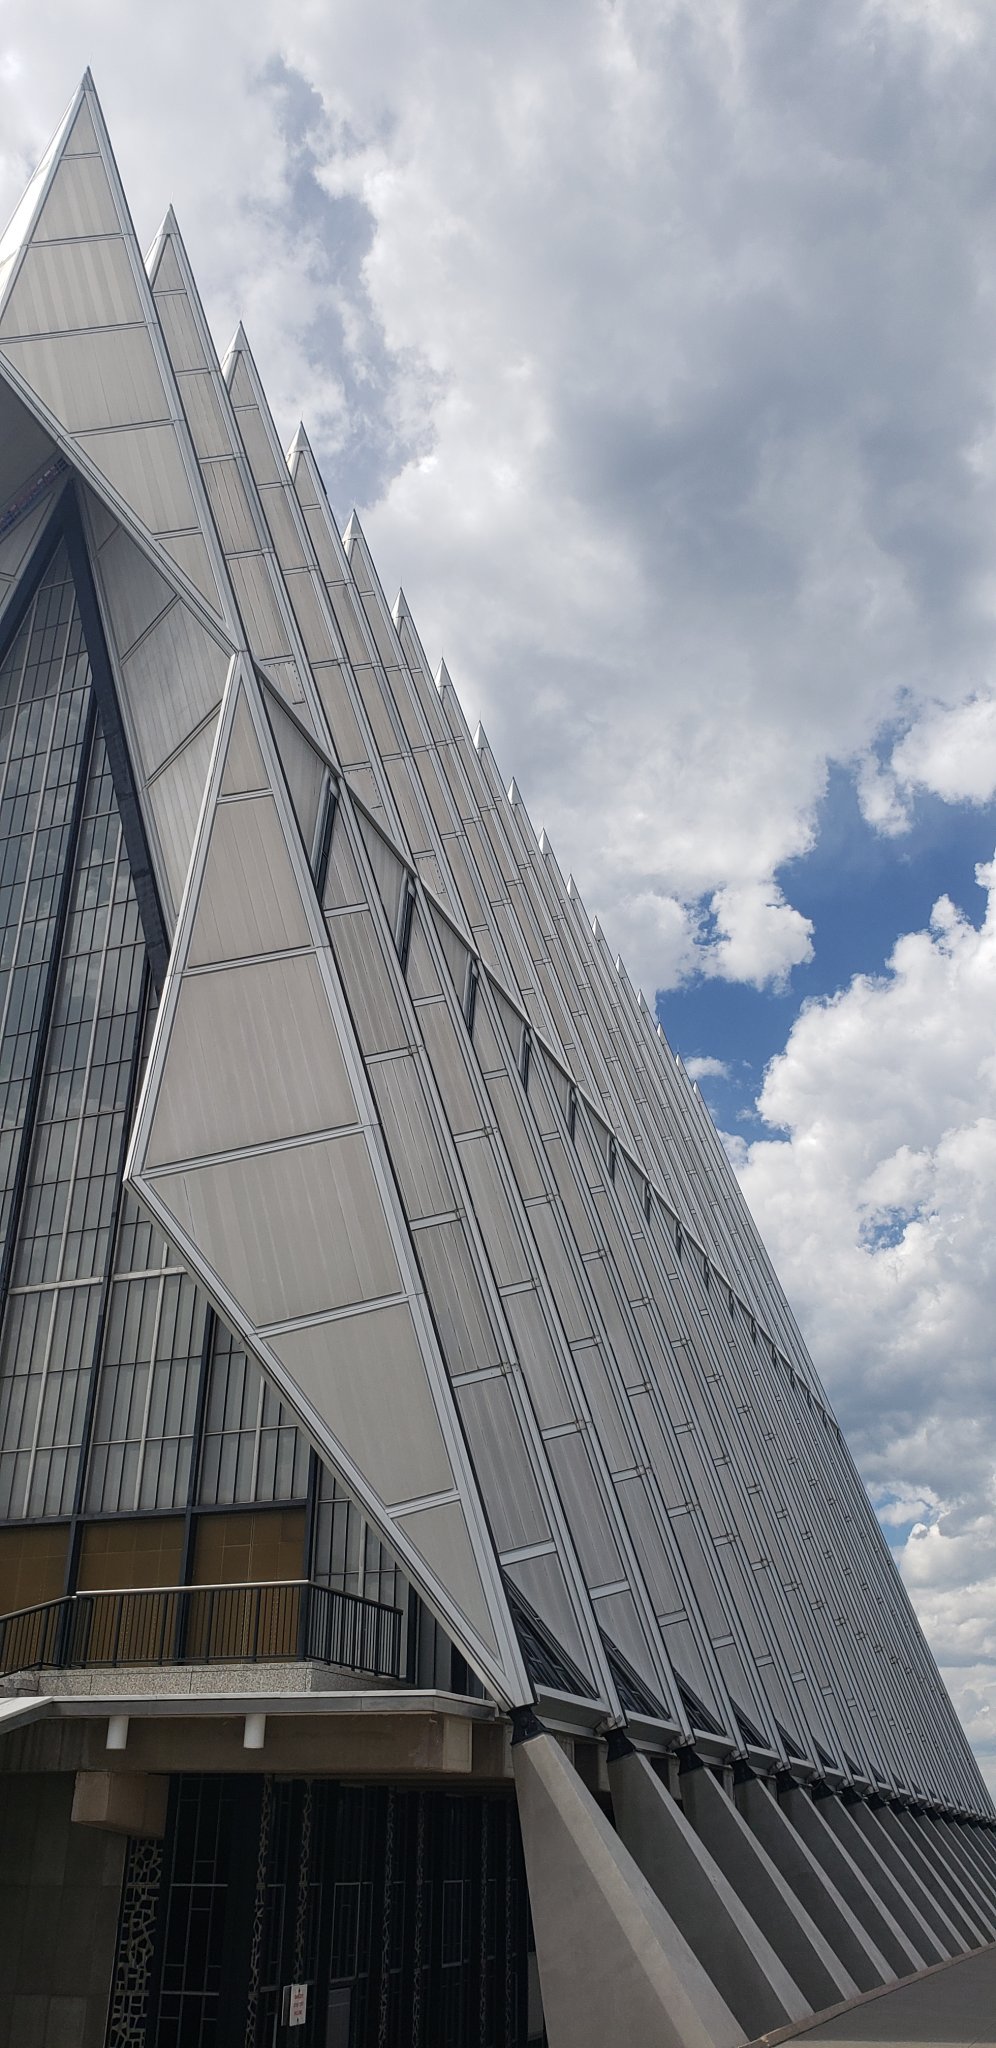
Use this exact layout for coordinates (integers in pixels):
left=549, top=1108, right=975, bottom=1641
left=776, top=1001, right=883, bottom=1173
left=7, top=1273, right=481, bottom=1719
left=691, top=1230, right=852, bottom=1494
left=146, top=1774, right=529, bottom=2048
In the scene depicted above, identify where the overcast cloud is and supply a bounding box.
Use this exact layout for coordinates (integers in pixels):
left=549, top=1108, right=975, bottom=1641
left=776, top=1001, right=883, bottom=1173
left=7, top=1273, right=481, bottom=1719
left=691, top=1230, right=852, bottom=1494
left=1, top=0, right=995, bottom=1782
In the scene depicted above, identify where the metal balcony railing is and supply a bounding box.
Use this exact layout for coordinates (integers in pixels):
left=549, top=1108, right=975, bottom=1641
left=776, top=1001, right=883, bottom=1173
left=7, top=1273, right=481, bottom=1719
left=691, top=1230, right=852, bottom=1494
left=0, top=1579, right=402, bottom=1682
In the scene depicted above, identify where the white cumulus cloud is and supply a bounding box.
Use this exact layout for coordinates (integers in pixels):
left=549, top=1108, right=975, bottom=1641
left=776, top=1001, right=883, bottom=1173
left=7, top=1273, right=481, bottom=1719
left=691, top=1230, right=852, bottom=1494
left=736, top=860, right=996, bottom=1786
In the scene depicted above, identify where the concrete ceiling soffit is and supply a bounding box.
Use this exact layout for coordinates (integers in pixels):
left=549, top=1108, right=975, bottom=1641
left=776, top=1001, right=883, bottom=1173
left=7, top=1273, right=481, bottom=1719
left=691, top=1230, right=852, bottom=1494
left=0, top=72, right=242, bottom=653
left=125, top=656, right=532, bottom=1707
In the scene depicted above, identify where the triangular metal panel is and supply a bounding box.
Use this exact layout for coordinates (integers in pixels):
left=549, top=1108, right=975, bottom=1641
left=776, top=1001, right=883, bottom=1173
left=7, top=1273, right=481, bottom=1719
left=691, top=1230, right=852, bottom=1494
left=80, top=500, right=234, bottom=924
left=127, top=657, right=531, bottom=1705
left=0, top=74, right=239, bottom=647
left=219, top=333, right=418, bottom=872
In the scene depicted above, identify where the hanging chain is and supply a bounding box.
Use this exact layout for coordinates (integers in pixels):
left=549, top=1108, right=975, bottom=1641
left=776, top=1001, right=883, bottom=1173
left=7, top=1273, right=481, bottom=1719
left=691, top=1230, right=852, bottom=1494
left=293, top=1779, right=314, bottom=1986
left=503, top=1803, right=515, bottom=2048
left=377, top=1788, right=396, bottom=2048
left=411, top=1791, right=425, bottom=2048
left=244, top=1775, right=273, bottom=2048
left=478, top=1804, right=490, bottom=2047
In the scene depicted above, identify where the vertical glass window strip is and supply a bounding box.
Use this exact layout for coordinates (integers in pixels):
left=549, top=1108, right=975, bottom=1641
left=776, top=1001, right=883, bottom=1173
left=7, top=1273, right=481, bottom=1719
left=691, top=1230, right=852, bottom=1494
left=464, top=958, right=479, bottom=1036
left=519, top=1026, right=531, bottom=1092
left=311, top=1462, right=399, bottom=1610
left=85, top=1254, right=206, bottom=1517
left=312, top=774, right=337, bottom=898
left=607, top=1134, right=617, bottom=1182
left=567, top=1087, right=578, bottom=1141
left=0, top=546, right=92, bottom=1250
left=0, top=716, right=147, bottom=1520
left=197, top=1324, right=309, bottom=1508
left=397, top=878, right=417, bottom=972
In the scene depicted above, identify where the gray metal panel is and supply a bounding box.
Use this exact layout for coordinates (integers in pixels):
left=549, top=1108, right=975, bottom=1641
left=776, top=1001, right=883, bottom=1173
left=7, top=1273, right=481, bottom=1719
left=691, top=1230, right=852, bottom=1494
left=505, top=1544, right=608, bottom=1688
left=201, top=456, right=261, bottom=551
left=456, top=1374, right=551, bottom=1554
left=145, top=717, right=218, bottom=917
left=502, top=1288, right=576, bottom=1430
left=546, top=1432, right=626, bottom=1590
left=220, top=697, right=267, bottom=795
left=284, top=568, right=337, bottom=662
left=430, top=902, right=472, bottom=996
left=189, top=795, right=312, bottom=965
left=326, top=907, right=410, bottom=1056
left=156, top=286, right=210, bottom=372
left=259, top=482, right=309, bottom=570
left=485, top=1072, right=547, bottom=1200
left=358, top=812, right=408, bottom=933
left=312, top=660, right=371, bottom=769
left=0, top=237, right=143, bottom=337
left=82, top=424, right=199, bottom=545
left=369, top=1056, right=454, bottom=1222
left=404, top=910, right=443, bottom=999
left=573, top=1343, right=637, bottom=1476
left=457, top=1134, right=532, bottom=1288
left=414, top=1219, right=504, bottom=1377
left=175, top=369, right=232, bottom=457
left=418, top=997, right=485, bottom=1134
left=323, top=809, right=366, bottom=910
left=266, top=690, right=327, bottom=855
left=152, top=1131, right=401, bottom=1328
left=1, top=327, right=168, bottom=433
left=272, top=1303, right=454, bottom=1508
left=120, top=575, right=227, bottom=777
left=233, top=402, right=284, bottom=485
left=161, top=530, right=222, bottom=610
left=394, top=1499, right=499, bottom=1656
left=228, top=550, right=293, bottom=660
left=146, top=954, right=359, bottom=1166
left=92, top=517, right=175, bottom=657
left=527, top=1204, right=593, bottom=1343
left=32, top=152, right=120, bottom=238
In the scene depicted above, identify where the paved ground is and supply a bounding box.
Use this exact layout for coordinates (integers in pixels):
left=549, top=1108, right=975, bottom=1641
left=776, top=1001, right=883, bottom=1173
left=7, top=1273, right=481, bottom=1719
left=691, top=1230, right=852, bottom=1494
left=790, top=1944, right=996, bottom=2046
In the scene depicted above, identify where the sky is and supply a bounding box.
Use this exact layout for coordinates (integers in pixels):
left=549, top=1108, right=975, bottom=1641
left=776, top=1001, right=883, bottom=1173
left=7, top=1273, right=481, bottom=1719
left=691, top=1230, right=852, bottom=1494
left=1, top=0, right=995, bottom=1788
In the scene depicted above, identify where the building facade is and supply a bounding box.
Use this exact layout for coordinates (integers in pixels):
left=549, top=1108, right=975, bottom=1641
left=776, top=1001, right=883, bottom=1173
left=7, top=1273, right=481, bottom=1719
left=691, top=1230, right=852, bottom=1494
left=0, top=72, right=993, bottom=2048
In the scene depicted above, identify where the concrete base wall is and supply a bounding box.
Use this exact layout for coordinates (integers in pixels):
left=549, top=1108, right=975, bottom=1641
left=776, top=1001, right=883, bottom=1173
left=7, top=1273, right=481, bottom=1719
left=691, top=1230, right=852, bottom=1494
left=513, top=1733, right=744, bottom=2048
left=0, top=1772, right=125, bottom=2048
left=679, top=1760, right=856, bottom=2014
left=609, top=1750, right=808, bottom=2037
left=734, top=1774, right=892, bottom=1993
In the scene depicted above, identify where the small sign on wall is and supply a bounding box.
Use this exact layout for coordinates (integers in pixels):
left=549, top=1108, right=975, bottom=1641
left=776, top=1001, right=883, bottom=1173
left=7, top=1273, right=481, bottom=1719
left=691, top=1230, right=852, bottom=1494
left=281, top=1983, right=308, bottom=2029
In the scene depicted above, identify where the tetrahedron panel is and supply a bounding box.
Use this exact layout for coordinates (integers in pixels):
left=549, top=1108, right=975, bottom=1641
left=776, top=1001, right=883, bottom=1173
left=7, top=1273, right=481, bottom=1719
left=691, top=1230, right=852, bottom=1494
left=128, top=659, right=530, bottom=1703
left=0, top=76, right=233, bottom=636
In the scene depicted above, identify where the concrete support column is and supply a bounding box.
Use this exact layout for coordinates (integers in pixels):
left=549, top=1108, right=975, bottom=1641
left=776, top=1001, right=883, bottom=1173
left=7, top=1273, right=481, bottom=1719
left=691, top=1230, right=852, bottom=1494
left=937, top=1819, right=996, bottom=1919
left=964, top=1824, right=996, bottom=1896
left=916, top=1817, right=996, bottom=1931
left=875, top=1807, right=985, bottom=1950
left=608, top=1747, right=808, bottom=2039
left=815, top=1796, right=938, bottom=1967
left=847, top=1802, right=964, bottom=1957
left=734, top=1774, right=892, bottom=1993
left=778, top=1783, right=916, bottom=1980
left=512, top=1728, right=743, bottom=2048
left=914, top=1816, right=996, bottom=1937
left=678, top=1758, right=857, bottom=2015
